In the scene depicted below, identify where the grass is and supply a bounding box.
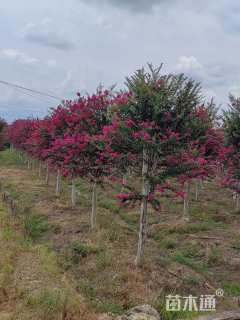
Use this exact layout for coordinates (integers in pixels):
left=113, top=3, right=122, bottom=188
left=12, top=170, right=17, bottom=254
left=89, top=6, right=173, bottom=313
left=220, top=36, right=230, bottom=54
left=61, top=241, right=102, bottom=269
left=1, top=149, right=240, bottom=316
left=168, top=222, right=213, bottom=234
left=159, top=238, right=178, bottom=250
left=171, top=251, right=208, bottom=275
left=0, top=149, right=25, bottom=166
left=206, top=247, right=223, bottom=267
left=23, top=213, right=50, bottom=241
left=96, top=250, right=112, bottom=270
left=222, top=282, right=240, bottom=296
left=182, top=275, right=202, bottom=287
left=98, top=198, right=121, bottom=214
left=25, top=288, right=67, bottom=316
left=0, top=194, right=84, bottom=319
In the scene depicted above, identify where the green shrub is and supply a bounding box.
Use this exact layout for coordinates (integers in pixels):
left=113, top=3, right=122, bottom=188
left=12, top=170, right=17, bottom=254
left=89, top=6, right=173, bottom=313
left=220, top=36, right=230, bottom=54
left=23, top=214, right=49, bottom=240
left=64, top=242, right=101, bottom=266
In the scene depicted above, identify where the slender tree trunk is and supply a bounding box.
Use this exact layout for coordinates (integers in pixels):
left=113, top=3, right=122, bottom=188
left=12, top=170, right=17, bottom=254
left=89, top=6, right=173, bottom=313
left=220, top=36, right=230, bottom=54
left=45, top=164, right=50, bottom=185
left=121, top=174, right=127, bottom=193
left=135, top=148, right=149, bottom=267
left=91, top=182, right=97, bottom=229
left=236, top=194, right=239, bottom=211
left=71, top=179, right=76, bottom=207
left=195, top=180, right=199, bottom=201
left=183, top=181, right=190, bottom=221
left=39, top=162, right=42, bottom=178
left=27, top=159, right=31, bottom=170
left=56, top=169, right=61, bottom=196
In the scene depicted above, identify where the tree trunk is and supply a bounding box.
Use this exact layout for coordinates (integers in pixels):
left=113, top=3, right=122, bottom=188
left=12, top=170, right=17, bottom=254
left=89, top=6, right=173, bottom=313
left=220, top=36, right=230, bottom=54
left=91, top=182, right=97, bottom=229
left=45, top=164, right=50, bottom=185
left=135, top=148, right=150, bottom=267
left=183, top=181, right=190, bottom=221
left=27, top=159, right=31, bottom=170
left=71, top=179, right=76, bottom=207
left=195, top=180, right=199, bottom=201
left=236, top=193, right=239, bottom=211
left=121, top=174, right=127, bottom=193
left=56, top=169, right=61, bottom=196
left=38, top=162, right=42, bottom=178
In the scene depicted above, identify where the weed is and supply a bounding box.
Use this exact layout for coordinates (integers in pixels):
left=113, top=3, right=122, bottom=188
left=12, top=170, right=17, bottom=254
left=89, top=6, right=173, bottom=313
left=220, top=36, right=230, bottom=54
left=96, top=250, right=111, bottom=270
left=0, top=149, right=24, bottom=166
left=171, top=251, right=208, bottom=275
left=168, top=222, right=212, bottom=234
left=23, top=214, right=49, bottom=241
left=180, top=245, right=204, bottom=259
left=78, top=280, right=97, bottom=299
left=37, top=245, right=60, bottom=276
left=64, top=242, right=99, bottom=266
left=159, top=238, right=177, bottom=250
left=183, top=275, right=201, bottom=286
left=105, top=222, right=121, bottom=242
left=222, top=282, right=240, bottom=296
left=25, top=288, right=67, bottom=317
left=206, top=247, right=222, bottom=267
left=98, top=199, right=120, bottom=214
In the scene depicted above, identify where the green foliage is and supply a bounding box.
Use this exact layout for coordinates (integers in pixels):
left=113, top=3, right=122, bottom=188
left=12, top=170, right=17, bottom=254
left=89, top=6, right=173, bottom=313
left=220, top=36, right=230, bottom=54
left=168, top=222, right=212, bottom=234
left=171, top=251, right=208, bottom=274
left=66, top=242, right=93, bottom=265
left=159, top=238, right=177, bottom=250
left=0, top=149, right=24, bottom=166
left=26, top=288, right=67, bottom=316
left=223, top=281, right=240, bottom=295
left=98, top=199, right=120, bottom=214
left=223, top=94, right=240, bottom=150
left=23, top=214, right=49, bottom=240
left=78, top=280, right=97, bottom=299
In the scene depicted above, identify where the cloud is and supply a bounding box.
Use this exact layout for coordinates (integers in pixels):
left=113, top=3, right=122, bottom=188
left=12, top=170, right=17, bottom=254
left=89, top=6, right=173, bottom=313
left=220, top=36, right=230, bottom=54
left=80, top=0, right=163, bottom=12
left=176, top=56, right=203, bottom=71
left=21, top=20, right=75, bottom=51
left=0, top=48, right=38, bottom=65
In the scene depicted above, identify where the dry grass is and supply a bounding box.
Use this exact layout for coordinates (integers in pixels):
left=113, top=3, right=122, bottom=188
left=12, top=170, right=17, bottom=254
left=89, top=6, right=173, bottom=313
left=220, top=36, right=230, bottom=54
left=0, top=150, right=240, bottom=318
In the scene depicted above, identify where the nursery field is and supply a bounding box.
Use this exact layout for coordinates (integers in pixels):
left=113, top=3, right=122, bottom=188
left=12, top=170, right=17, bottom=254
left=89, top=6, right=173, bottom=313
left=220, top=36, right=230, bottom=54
left=0, top=149, right=240, bottom=319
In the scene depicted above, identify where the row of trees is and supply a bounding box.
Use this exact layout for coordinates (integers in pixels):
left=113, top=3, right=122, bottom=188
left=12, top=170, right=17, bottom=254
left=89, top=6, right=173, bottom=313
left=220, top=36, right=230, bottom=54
left=4, top=64, right=240, bottom=266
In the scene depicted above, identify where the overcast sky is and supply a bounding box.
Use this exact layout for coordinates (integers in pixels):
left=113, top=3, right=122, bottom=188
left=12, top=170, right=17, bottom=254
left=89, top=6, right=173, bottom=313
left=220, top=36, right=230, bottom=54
left=0, top=0, right=239, bottom=121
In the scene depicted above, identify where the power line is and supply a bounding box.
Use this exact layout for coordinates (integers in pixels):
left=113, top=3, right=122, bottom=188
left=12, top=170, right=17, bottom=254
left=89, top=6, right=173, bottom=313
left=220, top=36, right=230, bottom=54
left=0, top=80, right=63, bottom=101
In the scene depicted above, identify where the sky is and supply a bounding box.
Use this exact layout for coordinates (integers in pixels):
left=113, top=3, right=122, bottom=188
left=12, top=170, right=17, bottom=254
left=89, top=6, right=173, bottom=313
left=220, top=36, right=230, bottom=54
left=0, top=0, right=240, bottom=122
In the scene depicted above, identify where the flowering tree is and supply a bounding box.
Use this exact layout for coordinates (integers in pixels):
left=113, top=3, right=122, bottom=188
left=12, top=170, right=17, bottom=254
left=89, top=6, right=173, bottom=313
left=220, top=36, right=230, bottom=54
left=103, top=64, right=216, bottom=266
left=46, top=90, right=114, bottom=227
